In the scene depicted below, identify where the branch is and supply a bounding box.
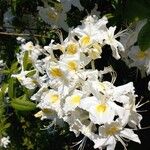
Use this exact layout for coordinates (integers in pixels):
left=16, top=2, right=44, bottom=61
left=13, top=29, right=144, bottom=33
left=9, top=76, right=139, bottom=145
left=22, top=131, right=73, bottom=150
left=0, top=32, right=51, bottom=38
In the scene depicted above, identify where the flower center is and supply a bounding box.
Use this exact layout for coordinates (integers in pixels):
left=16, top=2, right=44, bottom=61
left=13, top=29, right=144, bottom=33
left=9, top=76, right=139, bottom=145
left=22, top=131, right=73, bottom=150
left=105, top=126, right=119, bottom=136
left=48, top=11, right=58, bottom=21
left=50, top=67, right=63, bottom=78
left=96, top=104, right=107, bottom=113
left=71, top=95, right=81, bottom=105
left=136, top=51, right=147, bottom=60
left=67, top=61, right=78, bottom=71
left=50, top=94, right=59, bottom=103
left=81, top=35, right=91, bottom=46
left=66, top=43, right=78, bottom=55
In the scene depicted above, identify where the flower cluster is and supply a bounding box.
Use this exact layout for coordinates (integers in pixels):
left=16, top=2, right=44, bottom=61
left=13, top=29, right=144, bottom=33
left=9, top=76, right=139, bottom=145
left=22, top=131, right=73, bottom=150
left=120, top=19, right=150, bottom=77
left=0, top=136, right=10, bottom=148
left=38, top=0, right=100, bottom=31
left=12, top=15, right=142, bottom=150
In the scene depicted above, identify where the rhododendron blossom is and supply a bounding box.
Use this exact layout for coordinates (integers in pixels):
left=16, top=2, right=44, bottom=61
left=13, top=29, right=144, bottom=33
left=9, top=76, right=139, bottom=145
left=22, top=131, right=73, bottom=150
left=12, top=15, right=143, bottom=150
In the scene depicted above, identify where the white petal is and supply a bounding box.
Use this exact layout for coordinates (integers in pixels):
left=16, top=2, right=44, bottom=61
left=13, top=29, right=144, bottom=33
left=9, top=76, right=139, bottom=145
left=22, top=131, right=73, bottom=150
left=120, top=128, right=141, bottom=143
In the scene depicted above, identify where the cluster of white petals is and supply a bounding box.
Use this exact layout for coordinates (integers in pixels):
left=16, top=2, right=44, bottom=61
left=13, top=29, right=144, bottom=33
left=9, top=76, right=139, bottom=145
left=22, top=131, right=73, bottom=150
left=12, top=15, right=142, bottom=150
left=0, top=136, right=10, bottom=148
left=120, top=19, right=150, bottom=77
left=38, top=0, right=100, bottom=31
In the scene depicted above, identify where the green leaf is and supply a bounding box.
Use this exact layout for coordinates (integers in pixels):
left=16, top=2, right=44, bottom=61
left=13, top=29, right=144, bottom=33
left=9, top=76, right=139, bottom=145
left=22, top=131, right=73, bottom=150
left=26, top=70, right=36, bottom=77
left=23, top=51, right=29, bottom=70
left=0, top=70, right=11, bottom=75
left=10, top=61, right=19, bottom=73
left=138, top=22, right=150, bottom=51
left=125, top=0, right=150, bottom=22
left=1, top=83, right=8, bottom=94
left=23, top=51, right=32, bottom=70
left=11, top=95, right=36, bottom=111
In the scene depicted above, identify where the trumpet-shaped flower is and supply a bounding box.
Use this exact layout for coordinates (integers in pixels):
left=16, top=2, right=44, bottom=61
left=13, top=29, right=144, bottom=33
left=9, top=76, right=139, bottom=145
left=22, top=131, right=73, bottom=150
left=63, top=90, right=84, bottom=113
left=128, top=47, right=150, bottom=75
left=94, top=121, right=141, bottom=150
left=103, top=26, right=125, bottom=59
left=59, top=0, right=84, bottom=12
left=73, top=15, right=108, bottom=45
left=38, top=6, right=68, bottom=31
left=12, top=70, right=37, bottom=89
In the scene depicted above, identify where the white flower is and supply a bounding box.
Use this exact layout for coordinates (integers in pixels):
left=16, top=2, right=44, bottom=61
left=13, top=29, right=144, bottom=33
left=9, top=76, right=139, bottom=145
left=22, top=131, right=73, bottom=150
left=13, top=14, right=143, bottom=150
left=103, top=26, right=125, bottom=59
left=73, top=15, right=108, bottom=46
left=37, top=90, right=64, bottom=118
left=120, top=19, right=149, bottom=76
left=90, top=4, right=101, bottom=17
left=120, top=19, right=147, bottom=50
left=63, top=108, right=89, bottom=137
left=21, top=42, right=43, bottom=62
left=12, top=70, right=37, bottom=89
left=60, top=0, right=84, bottom=12
left=94, top=121, right=140, bottom=150
left=79, top=95, right=125, bottom=125
left=63, top=89, right=84, bottom=113
left=0, top=136, right=10, bottom=148
left=31, top=84, right=48, bottom=102
left=128, top=47, right=150, bottom=75
left=37, top=6, right=68, bottom=31
left=34, top=108, right=56, bottom=120
left=148, top=81, right=150, bottom=91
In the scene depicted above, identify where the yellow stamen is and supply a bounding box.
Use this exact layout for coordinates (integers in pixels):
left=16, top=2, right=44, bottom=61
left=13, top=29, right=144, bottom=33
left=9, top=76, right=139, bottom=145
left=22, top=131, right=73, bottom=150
left=66, top=43, right=78, bottom=55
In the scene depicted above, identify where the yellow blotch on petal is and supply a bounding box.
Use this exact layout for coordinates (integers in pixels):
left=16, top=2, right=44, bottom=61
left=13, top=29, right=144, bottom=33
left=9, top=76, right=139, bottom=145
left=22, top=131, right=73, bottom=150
left=34, top=109, right=52, bottom=118
left=50, top=67, right=63, bottom=78
left=50, top=94, right=59, bottom=103
left=48, top=11, right=58, bottom=21
left=81, top=35, right=91, bottom=46
left=96, top=104, right=107, bottom=113
left=136, top=51, right=147, bottom=60
left=70, top=95, right=81, bottom=105
left=66, top=43, right=78, bottom=55
left=67, top=61, right=78, bottom=71
left=105, top=126, right=119, bottom=136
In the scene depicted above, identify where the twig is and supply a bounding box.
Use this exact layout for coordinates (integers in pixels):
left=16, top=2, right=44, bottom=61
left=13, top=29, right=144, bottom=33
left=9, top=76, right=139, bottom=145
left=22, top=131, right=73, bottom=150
left=0, top=32, right=50, bottom=38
